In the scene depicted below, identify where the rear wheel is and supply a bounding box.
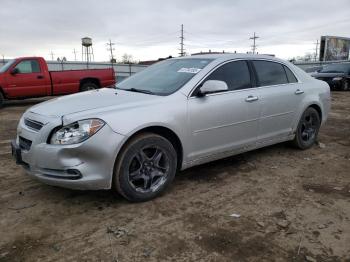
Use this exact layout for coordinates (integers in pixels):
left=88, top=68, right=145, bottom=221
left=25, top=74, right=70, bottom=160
left=341, top=79, right=349, bottom=91
left=80, top=82, right=98, bottom=92
left=0, top=92, right=4, bottom=108
left=292, top=107, right=321, bottom=149
left=113, top=133, right=177, bottom=202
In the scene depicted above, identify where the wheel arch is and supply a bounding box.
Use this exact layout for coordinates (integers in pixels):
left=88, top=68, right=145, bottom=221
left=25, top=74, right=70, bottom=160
left=0, top=86, right=5, bottom=105
left=308, top=103, right=322, bottom=123
left=0, top=86, right=5, bottom=97
left=292, top=101, right=323, bottom=133
left=116, top=125, right=184, bottom=172
left=79, top=78, right=101, bottom=90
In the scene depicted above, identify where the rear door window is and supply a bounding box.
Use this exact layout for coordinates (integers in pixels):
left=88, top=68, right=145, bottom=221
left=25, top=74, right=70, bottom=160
left=284, top=65, right=298, bottom=83
left=253, top=60, right=288, bottom=86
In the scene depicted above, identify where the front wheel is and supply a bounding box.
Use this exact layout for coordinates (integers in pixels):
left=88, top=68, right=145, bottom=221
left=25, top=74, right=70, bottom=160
left=292, top=107, right=321, bottom=149
left=113, top=133, right=177, bottom=202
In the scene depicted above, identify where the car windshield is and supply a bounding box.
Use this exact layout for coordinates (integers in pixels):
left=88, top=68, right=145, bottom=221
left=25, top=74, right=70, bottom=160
left=320, top=63, right=350, bottom=73
left=0, top=59, right=15, bottom=73
left=116, top=58, right=213, bottom=96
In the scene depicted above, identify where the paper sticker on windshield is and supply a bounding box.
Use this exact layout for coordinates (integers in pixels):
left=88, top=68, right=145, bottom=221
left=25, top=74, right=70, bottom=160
left=178, top=67, right=202, bottom=74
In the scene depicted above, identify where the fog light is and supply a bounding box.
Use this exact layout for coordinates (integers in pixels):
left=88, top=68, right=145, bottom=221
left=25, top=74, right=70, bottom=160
left=66, top=169, right=82, bottom=179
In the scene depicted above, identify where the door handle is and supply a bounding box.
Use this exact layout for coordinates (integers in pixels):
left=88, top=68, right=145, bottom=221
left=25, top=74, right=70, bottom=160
left=245, top=95, right=259, bottom=102
left=37, top=75, right=44, bottom=79
left=295, top=89, right=304, bottom=95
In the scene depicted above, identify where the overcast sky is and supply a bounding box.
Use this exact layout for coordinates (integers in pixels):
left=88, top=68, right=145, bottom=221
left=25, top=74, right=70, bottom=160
left=1, top=0, right=349, bottom=62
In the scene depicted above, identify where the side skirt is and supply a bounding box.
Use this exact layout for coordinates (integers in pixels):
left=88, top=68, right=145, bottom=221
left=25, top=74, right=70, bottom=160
left=181, top=134, right=295, bottom=170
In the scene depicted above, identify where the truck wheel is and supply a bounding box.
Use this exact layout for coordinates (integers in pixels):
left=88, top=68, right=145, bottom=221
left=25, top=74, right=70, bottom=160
left=0, top=92, right=4, bottom=108
left=80, top=82, right=98, bottom=92
left=341, top=80, right=349, bottom=91
left=113, top=133, right=177, bottom=202
left=292, top=107, right=320, bottom=150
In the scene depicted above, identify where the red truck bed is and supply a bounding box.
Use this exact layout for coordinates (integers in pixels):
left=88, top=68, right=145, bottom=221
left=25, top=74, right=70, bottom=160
left=0, top=57, right=116, bottom=105
left=50, top=68, right=115, bottom=95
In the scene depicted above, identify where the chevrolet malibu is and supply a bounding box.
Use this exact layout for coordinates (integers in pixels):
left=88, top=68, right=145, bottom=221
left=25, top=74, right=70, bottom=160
left=11, top=54, right=331, bottom=202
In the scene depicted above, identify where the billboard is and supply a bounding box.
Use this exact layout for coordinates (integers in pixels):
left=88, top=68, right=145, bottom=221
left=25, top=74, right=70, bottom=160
left=319, top=36, right=350, bottom=61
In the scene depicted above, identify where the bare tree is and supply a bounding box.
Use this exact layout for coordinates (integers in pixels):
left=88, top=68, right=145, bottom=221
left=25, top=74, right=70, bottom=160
left=121, top=53, right=135, bottom=64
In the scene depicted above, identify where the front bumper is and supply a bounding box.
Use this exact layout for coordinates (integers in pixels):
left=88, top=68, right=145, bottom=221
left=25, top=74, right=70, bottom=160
left=13, top=111, right=126, bottom=190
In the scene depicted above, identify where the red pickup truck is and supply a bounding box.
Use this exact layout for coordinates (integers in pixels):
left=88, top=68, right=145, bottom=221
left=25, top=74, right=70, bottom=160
left=0, top=57, right=116, bottom=107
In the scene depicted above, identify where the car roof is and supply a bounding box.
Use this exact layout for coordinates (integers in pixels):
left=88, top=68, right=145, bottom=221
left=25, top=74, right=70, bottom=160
left=176, top=53, right=277, bottom=60
left=16, top=57, right=42, bottom=60
left=174, top=53, right=290, bottom=65
left=174, top=53, right=313, bottom=86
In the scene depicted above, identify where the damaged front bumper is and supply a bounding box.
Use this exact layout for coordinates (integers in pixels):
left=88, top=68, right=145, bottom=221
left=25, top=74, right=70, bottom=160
left=12, top=111, right=125, bottom=190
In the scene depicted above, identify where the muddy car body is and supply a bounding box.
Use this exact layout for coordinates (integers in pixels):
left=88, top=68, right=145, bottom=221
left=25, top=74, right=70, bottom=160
left=12, top=54, right=331, bottom=201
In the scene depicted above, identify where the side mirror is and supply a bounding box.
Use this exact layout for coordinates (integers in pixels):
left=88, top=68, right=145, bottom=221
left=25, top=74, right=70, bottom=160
left=198, top=80, right=228, bottom=96
left=10, top=68, right=19, bottom=75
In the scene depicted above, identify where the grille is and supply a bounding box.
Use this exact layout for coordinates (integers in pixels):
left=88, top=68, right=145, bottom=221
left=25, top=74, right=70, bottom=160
left=24, top=118, right=43, bottom=131
left=19, top=136, right=32, bottom=151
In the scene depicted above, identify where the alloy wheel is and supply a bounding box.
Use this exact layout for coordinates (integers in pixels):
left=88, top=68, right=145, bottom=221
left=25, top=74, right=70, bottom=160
left=128, top=146, right=170, bottom=193
left=300, top=111, right=318, bottom=142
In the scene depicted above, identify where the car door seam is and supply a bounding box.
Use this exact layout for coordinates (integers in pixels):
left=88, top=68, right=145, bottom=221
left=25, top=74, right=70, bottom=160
left=193, top=118, right=260, bottom=134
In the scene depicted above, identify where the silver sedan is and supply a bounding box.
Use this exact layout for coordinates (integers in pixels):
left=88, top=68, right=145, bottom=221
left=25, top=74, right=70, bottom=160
left=11, top=54, right=331, bottom=202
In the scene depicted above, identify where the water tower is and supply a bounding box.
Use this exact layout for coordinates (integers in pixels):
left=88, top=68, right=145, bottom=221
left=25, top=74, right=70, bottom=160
left=81, top=37, right=94, bottom=65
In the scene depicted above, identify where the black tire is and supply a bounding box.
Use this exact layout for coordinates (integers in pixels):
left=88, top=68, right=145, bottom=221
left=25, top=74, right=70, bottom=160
left=292, top=107, right=321, bottom=149
left=0, top=92, right=4, bottom=108
left=341, top=79, right=349, bottom=91
left=80, top=82, right=98, bottom=92
left=113, top=133, right=177, bottom=202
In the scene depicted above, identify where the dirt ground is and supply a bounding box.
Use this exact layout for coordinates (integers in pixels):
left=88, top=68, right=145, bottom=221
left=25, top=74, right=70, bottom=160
left=0, top=93, right=349, bottom=262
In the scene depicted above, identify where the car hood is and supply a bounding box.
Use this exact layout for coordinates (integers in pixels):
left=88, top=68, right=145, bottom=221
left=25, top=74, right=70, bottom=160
left=311, top=72, right=345, bottom=78
left=28, top=88, right=161, bottom=117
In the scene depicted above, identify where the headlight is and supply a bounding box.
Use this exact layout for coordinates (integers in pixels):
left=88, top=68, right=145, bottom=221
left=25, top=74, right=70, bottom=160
left=332, top=77, right=343, bottom=81
left=50, top=119, right=105, bottom=145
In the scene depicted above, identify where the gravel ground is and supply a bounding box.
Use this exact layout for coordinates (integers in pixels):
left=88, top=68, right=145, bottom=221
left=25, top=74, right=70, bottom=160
left=0, top=93, right=349, bottom=262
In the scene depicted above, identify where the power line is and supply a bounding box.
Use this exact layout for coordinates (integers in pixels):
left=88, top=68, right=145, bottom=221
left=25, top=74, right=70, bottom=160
left=179, top=24, right=185, bottom=56
left=117, top=30, right=179, bottom=44
left=249, top=32, right=259, bottom=54
left=184, top=30, right=251, bottom=54
left=258, top=18, right=350, bottom=45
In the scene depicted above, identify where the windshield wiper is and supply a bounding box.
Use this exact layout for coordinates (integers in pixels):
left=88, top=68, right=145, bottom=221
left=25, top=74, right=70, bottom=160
left=122, top=88, right=155, bottom=95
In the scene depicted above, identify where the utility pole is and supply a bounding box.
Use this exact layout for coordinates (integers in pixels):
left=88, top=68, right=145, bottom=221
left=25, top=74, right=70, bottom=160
left=49, top=51, right=55, bottom=61
left=314, top=39, right=319, bottom=61
left=72, top=48, right=78, bottom=61
left=1, top=54, right=4, bottom=64
left=249, top=32, right=259, bottom=54
left=106, top=39, right=116, bottom=63
left=179, top=24, right=185, bottom=56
